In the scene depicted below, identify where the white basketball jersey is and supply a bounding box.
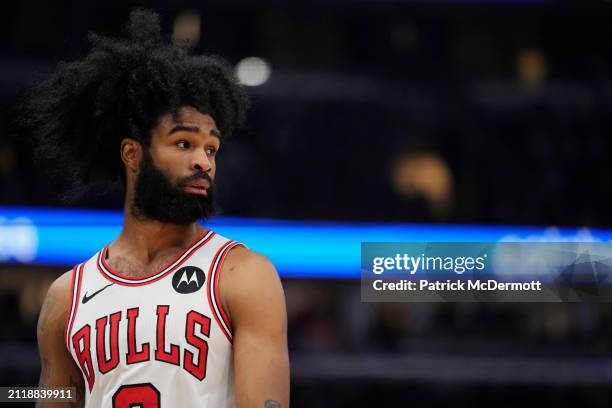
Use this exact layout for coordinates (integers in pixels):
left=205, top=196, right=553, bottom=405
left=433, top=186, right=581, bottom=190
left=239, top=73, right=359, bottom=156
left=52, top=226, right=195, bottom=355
left=64, top=230, right=241, bottom=408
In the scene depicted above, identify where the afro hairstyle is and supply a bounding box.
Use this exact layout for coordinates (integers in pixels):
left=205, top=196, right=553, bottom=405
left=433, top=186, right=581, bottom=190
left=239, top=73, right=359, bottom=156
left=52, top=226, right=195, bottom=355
left=19, top=8, right=249, bottom=193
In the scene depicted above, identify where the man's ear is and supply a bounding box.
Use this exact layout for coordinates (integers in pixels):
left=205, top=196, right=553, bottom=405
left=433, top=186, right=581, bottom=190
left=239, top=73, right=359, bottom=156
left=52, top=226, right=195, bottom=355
left=120, top=138, right=142, bottom=174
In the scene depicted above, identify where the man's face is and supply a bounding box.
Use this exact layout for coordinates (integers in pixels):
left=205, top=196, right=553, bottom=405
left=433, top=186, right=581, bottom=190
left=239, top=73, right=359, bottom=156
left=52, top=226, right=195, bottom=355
left=132, top=107, right=221, bottom=225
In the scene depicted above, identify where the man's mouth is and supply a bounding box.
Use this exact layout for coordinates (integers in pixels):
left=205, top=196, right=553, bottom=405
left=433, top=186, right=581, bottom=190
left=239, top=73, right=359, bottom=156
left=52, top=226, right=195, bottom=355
left=184, top=179, right=210, bottom=196
left=184, top=185, right=208, bottom=196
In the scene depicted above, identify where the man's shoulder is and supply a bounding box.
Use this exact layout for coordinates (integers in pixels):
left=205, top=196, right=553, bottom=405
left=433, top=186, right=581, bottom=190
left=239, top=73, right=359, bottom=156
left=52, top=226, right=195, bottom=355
left=37, top=269, right=75, bottom=352
left=222, top=245, right=276, bottom=278
left=219, top=245, right=281, bottom=303
left=43, top=269, right=75, bottom=317
left=218, top=245, right=285, bottom=331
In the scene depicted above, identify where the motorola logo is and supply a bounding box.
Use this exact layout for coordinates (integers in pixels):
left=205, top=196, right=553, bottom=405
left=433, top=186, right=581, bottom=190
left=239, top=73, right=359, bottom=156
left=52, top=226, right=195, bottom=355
left=172, top=266, right=206, bottom=294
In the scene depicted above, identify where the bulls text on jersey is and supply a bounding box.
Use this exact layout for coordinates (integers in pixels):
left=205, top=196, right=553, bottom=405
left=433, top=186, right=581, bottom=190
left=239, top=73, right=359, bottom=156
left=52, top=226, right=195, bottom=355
left=71, top=305, right=211, bottom=392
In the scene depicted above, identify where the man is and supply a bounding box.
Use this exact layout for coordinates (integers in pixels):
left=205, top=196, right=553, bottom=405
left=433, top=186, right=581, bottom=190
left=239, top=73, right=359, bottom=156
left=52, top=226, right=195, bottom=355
left=28, top=9, right=289, bottom=408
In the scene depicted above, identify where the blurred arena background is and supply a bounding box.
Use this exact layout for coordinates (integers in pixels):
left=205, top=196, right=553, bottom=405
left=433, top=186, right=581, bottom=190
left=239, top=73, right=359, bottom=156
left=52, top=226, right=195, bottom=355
left=2, top=0, right=612, bottom=406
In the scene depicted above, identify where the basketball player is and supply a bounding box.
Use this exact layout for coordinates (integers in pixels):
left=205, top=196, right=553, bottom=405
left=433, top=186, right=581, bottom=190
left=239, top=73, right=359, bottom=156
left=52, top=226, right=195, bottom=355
left=26, top=9, right=289, bottom=408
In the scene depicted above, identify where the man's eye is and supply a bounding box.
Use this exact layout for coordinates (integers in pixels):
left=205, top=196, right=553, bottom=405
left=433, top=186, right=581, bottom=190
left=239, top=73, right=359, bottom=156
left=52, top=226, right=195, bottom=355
left=177, top=140, right=190, bottom=149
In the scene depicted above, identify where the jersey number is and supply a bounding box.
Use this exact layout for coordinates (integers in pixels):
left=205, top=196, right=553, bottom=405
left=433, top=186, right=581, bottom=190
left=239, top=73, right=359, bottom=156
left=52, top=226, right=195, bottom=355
left=112, top=383, right=160, bottom=408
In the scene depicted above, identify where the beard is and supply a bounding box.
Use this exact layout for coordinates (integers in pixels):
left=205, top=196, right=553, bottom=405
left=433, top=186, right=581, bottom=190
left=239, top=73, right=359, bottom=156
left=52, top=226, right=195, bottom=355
left=132, top=151, right=217, bottom=225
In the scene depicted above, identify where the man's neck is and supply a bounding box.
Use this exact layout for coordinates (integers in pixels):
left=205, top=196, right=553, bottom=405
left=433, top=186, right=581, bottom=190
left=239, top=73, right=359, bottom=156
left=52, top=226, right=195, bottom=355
left=110, top=204, right=204, bottom=264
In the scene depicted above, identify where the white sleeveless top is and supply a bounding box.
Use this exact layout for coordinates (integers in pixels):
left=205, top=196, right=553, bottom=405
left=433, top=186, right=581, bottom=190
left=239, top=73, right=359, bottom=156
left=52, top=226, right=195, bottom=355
left=64, top=230, right=241, bottom=408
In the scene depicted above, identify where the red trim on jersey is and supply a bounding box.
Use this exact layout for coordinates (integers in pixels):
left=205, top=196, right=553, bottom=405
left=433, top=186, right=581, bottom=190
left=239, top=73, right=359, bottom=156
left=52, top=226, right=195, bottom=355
left=215, top=242, right=242, bottom=338
left=66, top=263, right=85, bottom=352
left=64, top=265, right=78, bottom=352
left=206, top=240, right=242, bottom=344
left=206, top=241, right=233, bottom=343
left=96, top=230, right=215, bottom=286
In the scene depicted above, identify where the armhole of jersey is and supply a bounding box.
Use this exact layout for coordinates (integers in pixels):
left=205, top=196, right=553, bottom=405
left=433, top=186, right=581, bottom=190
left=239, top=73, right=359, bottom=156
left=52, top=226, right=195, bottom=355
left=64, top=263, right=84, bottom=353
left=207, top=240, right=245, bottom=344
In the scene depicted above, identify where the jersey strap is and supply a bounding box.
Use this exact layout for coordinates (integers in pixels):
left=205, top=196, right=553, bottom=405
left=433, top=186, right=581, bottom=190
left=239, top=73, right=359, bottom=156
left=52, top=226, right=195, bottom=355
left=207, top=240, right=244, bottom=343
left=64, top=262, right=85, bottom=352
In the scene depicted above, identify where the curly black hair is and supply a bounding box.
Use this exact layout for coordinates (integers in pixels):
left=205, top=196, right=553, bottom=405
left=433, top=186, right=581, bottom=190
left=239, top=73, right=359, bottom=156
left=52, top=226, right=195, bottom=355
left=19, top=8, right=249, bottom=192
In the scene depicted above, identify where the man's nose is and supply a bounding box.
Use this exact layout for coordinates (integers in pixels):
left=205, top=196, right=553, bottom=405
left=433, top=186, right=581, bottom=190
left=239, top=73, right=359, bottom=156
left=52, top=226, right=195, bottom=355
left=191, top=150, right=212, bottom=172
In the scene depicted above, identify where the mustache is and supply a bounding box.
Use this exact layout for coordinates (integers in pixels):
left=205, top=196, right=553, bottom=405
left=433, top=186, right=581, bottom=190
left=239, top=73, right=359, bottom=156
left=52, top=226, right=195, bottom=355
left=179, top=171, right=213, bottom=186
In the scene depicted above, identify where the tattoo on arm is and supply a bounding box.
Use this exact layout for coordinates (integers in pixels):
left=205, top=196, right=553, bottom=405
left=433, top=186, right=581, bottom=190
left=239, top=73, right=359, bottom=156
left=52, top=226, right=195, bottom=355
left=264, top=400, right=282, bottom=408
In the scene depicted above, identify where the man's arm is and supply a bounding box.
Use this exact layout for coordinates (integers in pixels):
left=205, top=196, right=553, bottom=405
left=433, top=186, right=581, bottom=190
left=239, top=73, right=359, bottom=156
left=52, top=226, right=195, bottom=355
left=36, top=271, right=85, bottom=408
left=221, top=247, right=290, bottom=408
